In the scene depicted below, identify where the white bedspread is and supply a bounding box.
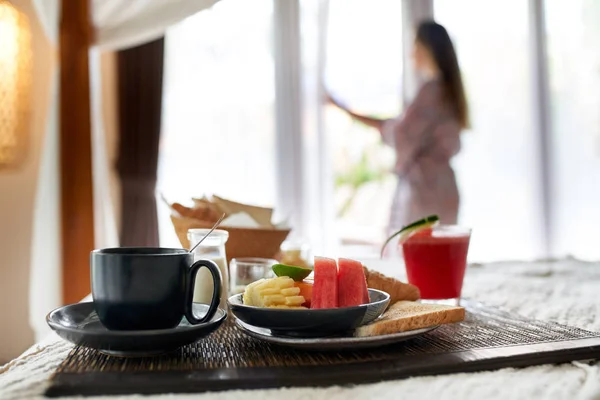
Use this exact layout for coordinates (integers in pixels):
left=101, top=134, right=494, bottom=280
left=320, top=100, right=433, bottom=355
left=2, top=258, right=600, bottom=400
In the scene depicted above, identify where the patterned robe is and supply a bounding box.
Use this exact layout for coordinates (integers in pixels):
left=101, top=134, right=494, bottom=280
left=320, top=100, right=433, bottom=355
left=381, top=79, right=462, bottom=232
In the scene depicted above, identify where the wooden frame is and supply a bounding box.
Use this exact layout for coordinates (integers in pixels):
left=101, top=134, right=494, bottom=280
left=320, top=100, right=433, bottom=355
left=59, top=0, right=94, bottom=304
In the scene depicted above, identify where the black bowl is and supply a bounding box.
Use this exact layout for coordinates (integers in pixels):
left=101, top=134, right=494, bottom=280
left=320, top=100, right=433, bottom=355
left=228, top=288, right=390, bottom=336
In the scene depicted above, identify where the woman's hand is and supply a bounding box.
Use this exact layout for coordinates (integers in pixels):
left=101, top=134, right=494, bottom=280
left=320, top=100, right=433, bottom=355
left=323, top=90, right=386, bottom=131
left=324, top=91, right=348, bottom=111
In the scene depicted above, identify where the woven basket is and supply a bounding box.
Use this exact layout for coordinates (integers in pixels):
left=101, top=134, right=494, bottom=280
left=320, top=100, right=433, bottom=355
left=170, top=214, right=290, bottom=262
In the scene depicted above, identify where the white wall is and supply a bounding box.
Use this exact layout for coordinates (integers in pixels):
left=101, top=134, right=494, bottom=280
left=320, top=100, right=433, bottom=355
left=0, top=0, right=57, bottom=362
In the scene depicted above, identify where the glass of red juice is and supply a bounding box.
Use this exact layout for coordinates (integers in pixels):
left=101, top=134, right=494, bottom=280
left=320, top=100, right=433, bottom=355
left=401, top=225, right=471, bottom=305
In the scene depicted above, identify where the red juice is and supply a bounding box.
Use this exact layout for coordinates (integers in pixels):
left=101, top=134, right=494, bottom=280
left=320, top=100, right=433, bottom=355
left=401, top=227, right=471, bottom=300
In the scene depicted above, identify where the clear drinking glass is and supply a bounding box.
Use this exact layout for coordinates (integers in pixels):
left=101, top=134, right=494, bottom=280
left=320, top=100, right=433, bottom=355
left=400, top=225, right=471, bottom=305
left=280, top=240, right=311, bottom=268
left=188, top=229, right=229, bottom=308
left=230, top=258, right=277, bottom=295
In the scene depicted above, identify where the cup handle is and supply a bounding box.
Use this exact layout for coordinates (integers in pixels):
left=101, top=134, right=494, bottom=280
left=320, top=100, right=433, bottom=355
left=185, top=259, right=222, bottom=325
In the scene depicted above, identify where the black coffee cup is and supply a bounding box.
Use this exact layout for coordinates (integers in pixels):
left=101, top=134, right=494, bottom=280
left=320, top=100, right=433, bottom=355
left=91, top=248, right=221, bottom=331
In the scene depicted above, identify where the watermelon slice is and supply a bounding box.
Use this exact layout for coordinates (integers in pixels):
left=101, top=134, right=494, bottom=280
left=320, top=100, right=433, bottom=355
left=362, top=274, right=370, bottom=304
left=338, top=258, right=369, bottom=308
left=311, top=257, right=338, bottom=309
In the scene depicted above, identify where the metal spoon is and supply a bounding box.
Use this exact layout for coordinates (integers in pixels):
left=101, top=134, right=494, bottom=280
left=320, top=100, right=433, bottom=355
left=189, top=213, right=226, bottom=253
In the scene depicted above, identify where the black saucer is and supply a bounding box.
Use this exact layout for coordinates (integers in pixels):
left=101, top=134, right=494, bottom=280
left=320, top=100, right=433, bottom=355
left=47, top=302, right=227, bottom=357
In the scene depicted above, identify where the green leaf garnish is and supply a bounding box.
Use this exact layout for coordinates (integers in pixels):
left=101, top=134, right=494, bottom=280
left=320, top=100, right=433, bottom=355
left=380, top=215, right=440, bottom=258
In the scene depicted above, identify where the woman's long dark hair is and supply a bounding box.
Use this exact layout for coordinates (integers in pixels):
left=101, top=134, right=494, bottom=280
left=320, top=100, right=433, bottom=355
left=416, top=21, right=469, bottom=129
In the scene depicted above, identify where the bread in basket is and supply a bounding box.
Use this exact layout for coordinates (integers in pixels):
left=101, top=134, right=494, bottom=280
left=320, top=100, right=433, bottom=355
left=168, top=197, right=290, bottom=262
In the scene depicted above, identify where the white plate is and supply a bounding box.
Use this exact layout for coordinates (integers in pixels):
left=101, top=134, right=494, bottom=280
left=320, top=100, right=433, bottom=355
left=234, top=318, right=438, bottom=351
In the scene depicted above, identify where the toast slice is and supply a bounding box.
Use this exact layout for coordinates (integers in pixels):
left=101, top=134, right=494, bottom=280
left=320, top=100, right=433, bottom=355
left=355, top=301, right=465, bottom=337
left=363, top=267, right=420, bottom=303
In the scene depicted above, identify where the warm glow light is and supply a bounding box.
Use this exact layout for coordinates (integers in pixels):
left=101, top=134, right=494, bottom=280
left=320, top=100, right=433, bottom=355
left=0, top=0, right=31, bottom=169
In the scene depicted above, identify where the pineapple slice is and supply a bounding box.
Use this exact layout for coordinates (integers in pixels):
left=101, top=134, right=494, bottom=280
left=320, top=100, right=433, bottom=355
left=263, top=295, right=286, bottom=306
left=280, top=287, right=301, bottom=296
left=243, top=276, right=307, bottom=308
left=284, top=296, right=306, bottom=306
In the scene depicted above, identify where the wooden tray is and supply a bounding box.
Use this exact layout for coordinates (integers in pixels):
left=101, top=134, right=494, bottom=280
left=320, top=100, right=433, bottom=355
left=45, top=301, right=600, bottom=397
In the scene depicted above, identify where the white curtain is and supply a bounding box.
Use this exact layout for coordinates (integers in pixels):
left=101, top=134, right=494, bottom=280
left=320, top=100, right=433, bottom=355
left=33, top=0, right=218, bottom=50
left=401, top=0, right=434, bottom=105
left=93, top=0, right=218, bottom=49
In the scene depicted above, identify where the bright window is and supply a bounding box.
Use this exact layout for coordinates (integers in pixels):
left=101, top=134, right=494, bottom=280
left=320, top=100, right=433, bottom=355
left=435, top=0, right=544, bottom=261
left=546, top=0, right=600, bottom=259
left=157, top=0, right=600, bottom=262
left=322, top=0, right=403, bottom=254
left=157, top=0, right=276, bottom=247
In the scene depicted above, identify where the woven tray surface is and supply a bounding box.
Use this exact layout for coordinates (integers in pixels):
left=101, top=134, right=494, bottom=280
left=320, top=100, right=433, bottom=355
left=55, top=301, right=600, bottom=374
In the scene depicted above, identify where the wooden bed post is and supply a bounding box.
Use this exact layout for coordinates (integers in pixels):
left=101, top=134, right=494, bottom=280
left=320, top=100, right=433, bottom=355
left=59, top=0, right=94, bottom=304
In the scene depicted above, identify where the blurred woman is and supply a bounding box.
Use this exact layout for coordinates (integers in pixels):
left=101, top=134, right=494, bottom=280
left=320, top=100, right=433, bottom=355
left=329, top=20, right=469, bottom=233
